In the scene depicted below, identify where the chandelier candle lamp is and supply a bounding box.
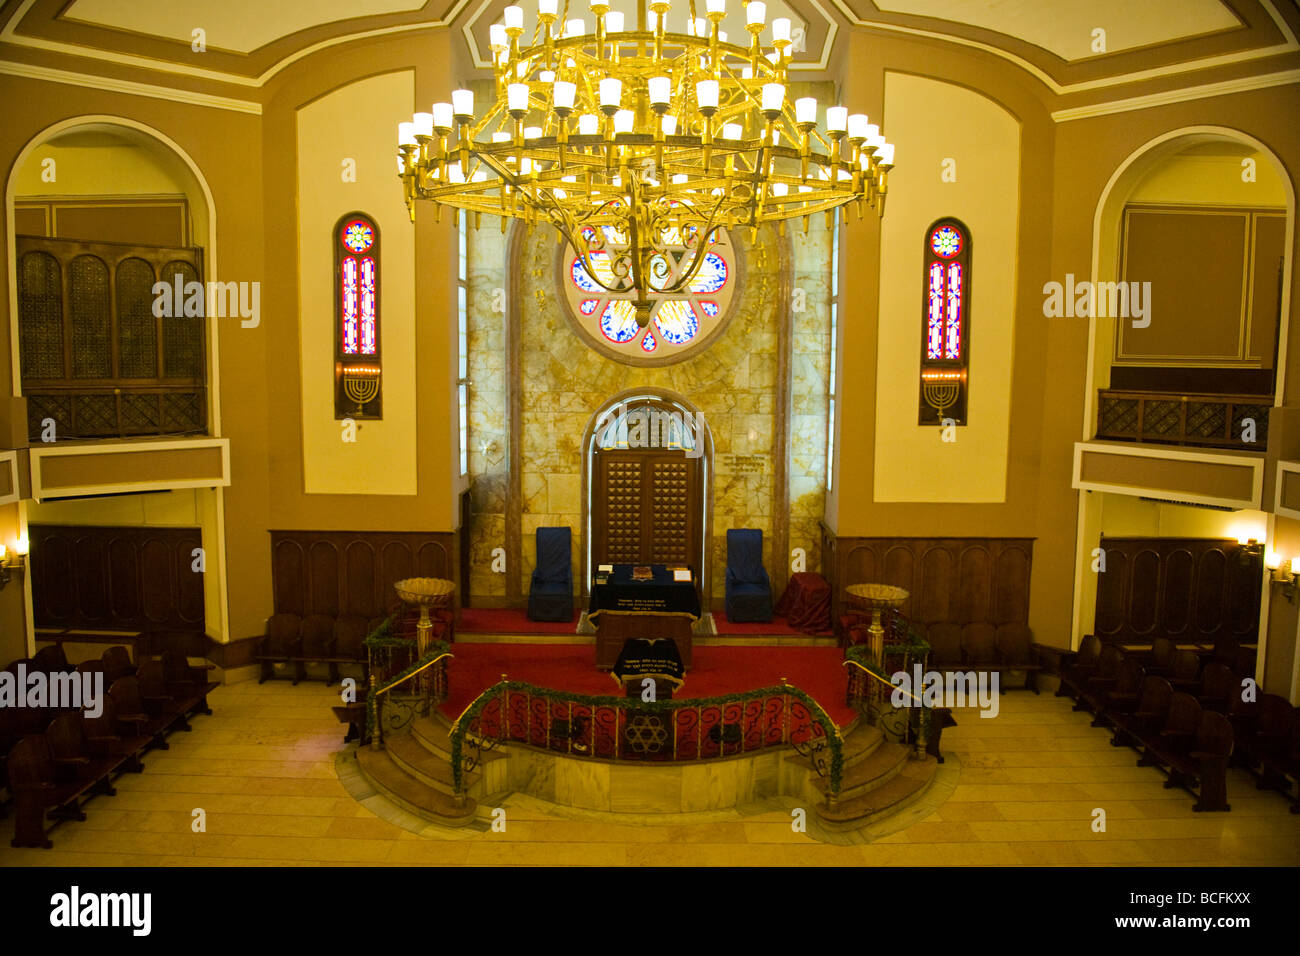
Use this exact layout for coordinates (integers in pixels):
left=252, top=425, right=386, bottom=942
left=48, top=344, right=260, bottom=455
left=398, top=0, right=896, bottom=325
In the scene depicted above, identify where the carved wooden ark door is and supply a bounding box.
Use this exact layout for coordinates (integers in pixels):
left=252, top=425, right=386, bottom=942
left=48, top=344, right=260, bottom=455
left=592, top=450, right=701, bottom=567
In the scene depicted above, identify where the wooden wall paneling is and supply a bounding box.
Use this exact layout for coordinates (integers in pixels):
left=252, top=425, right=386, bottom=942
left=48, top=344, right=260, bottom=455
left=1161, top=546, right=1194, bottom=636
left=918, top=545, right=954, bottom=624
left=308, top=541, right=341, bottom=616
left=1129, top=547, right=1162, bottom=637
left=29, top=524, right=203, bottom=631
left=823, top=534, right=1035, bottom=636
left=344, top=540, right=377, bottom=618
left=379, top=540, right=415, bottom=609
left=416, top=540, right=452, bottom=580
left=993, top=544, right=1032, bottom=624
left=1093, top=537, right=1259, bottom=644
left=176, top=540, right=205, bottom=623
left=272, top=538, right=306, bottom=616
left=75, top=534, right=110, bottom=622
left=1094, top=548, right=1127, bottom=638
left=1226, top=553, right=1260, bottom=637
left=1193, top=547, right=1228, bottom=636
left=956, top=544, right=994, bottom=624
left=270, top=530, right=456, bottom=621
left=107, top=536, right=142, bottom=622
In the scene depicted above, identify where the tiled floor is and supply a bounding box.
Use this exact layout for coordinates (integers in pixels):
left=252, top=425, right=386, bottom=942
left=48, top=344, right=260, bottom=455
left=3, top=679, right=1298, bottom=866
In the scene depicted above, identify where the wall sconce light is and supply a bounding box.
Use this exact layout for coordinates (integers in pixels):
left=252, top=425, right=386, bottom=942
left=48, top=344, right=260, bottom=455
left=0, top=536, right=27, bottom=591
left=1268, top=556, right=1300, bottom=600
left=1266, top=552, right=1300, bottom=603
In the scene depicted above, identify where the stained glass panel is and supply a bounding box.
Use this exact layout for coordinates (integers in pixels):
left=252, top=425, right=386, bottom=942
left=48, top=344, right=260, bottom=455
left=930, top=225, right=962, bottom=258
left=945, top=263, right=962, bottom=359
left=600, top=301, right=638, bottom=343
left=360, top=256, right=376, bottom=354
left=927, top=262, right=944, bottom=360
left=564, top=228, right=733, bottom=358
left=341, top=256, right=359, bottom=354
left=654, top=299, right=699, bottom=344
left=687, top=253, right=728, bottom=293
left=343, top=219, right=375, bottom=254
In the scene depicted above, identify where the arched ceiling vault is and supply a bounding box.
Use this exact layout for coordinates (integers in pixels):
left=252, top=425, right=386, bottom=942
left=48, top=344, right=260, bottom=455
left=0, top=0, right=1295, bottom=115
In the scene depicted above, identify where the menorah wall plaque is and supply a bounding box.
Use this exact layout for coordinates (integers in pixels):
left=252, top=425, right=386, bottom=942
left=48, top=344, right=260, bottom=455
left=339, top=364, right=381, bottom=418
left=918, top=368, right=966, bottom=424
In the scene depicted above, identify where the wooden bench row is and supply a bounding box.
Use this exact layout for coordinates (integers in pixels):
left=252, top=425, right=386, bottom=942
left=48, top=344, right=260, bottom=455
left=5, top=653, right=217, bottom=848
left=1057, top=637, right=1299, bottom=812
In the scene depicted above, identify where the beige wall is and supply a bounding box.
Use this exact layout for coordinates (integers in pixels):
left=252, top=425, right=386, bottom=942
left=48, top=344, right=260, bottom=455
left=296, top=70, right=418, bottom=496
left=873, top=71, right=1020, bottom=503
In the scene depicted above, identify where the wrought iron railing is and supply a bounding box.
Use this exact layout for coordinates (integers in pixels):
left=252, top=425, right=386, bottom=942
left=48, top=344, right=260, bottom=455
left=448, top=680, right=844, bottom=805
left=1095, top=389, right=1270, bottom=450
left=842, top=608, right=935, bottom=755
left=25, top=385, right=208, bottom=441
left=366, top=642, right=452, bottom=749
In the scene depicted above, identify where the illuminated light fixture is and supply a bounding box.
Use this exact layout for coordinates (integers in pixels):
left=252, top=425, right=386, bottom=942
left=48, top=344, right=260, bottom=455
left=0, top=536, right=26, bottom=591
left=399, top=0, right=896, bottom=326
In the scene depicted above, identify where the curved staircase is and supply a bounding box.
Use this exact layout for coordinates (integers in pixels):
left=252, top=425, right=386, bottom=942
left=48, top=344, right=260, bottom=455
left=354, top=708, right=940, bottom=833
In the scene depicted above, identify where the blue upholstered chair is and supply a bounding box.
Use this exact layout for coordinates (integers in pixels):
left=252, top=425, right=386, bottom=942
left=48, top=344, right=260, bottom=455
left=725, top=529, right=773, bottom=623
left=528, top=527, right=574, bottom=622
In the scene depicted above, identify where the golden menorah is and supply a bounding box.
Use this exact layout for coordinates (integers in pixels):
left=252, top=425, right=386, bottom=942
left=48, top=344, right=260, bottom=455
left=922, top=375, right=960, bottom=422
left=342, top=366, right=380, bottom=413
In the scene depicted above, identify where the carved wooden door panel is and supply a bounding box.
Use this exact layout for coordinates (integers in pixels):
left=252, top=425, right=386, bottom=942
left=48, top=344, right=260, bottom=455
left=592, top=451, right=700, bottom=567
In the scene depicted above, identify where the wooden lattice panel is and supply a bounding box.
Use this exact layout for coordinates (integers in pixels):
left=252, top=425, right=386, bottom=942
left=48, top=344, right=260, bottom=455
left=650, top=461, right=690, bottom=564
left=604, top=459, right=643, bottom=563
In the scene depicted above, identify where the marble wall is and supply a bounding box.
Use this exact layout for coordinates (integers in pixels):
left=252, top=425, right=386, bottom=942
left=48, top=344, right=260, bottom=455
left=466, top=219, right=509, bottom=600
left=464, top=214, right=832, bottom=606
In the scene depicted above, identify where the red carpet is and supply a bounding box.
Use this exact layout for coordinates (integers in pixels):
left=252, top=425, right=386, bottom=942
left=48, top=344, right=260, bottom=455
left=438, top=642, right=855, bottom=725
left=458, top=607, right=578, bottom=634
left=714, top=613, right=833, bottom=637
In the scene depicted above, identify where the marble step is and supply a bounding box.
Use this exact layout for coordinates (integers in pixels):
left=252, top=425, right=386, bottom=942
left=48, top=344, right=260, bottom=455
left=839, top=724, right=884, bottom=767
left=813, top=757, right=939, bottom=826
left=354, top=746, right=478, bottom=825
left=810, top=740, right=910, bottom=801
left=385, top=732, right=478, bottom=796
left=783, top=723, right=885, bottom=781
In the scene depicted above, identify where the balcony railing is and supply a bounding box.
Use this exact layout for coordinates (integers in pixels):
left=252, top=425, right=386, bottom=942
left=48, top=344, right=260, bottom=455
left=1096, top=389, right=1270, bottom=450
left=25, top=385, right=207, bottom=442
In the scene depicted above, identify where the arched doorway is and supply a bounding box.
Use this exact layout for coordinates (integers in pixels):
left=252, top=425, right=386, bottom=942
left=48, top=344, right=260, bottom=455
left=583, top=392, right=712, bottom=596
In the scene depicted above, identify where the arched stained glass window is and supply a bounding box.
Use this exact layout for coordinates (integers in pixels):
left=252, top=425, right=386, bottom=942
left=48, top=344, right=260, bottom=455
left=919, top=218, right=970, bottom=425
left=561, top=226, right=737, bottom=363
left=334, top=213, right=382, bottom=419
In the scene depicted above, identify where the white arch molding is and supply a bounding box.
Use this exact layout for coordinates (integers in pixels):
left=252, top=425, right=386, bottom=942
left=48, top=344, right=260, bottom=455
left=580, top=389, right=715, bottom=601
left=4, top=114, right=232, bottom=645
left=1071, top=125, right=1295, bottom=666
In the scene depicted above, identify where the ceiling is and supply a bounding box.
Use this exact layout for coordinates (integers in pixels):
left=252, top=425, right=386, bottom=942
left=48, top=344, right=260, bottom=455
left=0, top=0, right=1295, bottom=108
left=64, top=0, right=430, bottom=55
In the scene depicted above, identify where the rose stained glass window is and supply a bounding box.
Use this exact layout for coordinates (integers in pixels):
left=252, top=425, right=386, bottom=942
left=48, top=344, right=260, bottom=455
left=561, top=226, right=736, bottom=362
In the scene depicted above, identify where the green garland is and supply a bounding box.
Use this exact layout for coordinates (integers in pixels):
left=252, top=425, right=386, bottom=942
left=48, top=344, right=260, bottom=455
left=844, top=631, right=931, bottom=681
left=448, top=680, right=843, bottom=795
left=363, top=639, right=453, bottom=741
left=362, top=613, right=413, bottom=648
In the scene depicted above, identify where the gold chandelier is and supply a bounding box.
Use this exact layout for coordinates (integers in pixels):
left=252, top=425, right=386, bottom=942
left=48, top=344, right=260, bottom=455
left=398, top=0, right=895, bottom=325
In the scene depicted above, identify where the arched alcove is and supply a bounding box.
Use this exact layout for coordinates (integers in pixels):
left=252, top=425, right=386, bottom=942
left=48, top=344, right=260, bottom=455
left=1084, top=127, right=1295, bottom=434
left=580, top=389, right=715, bottom=600
left=4, top=116, right=230, bottom=644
